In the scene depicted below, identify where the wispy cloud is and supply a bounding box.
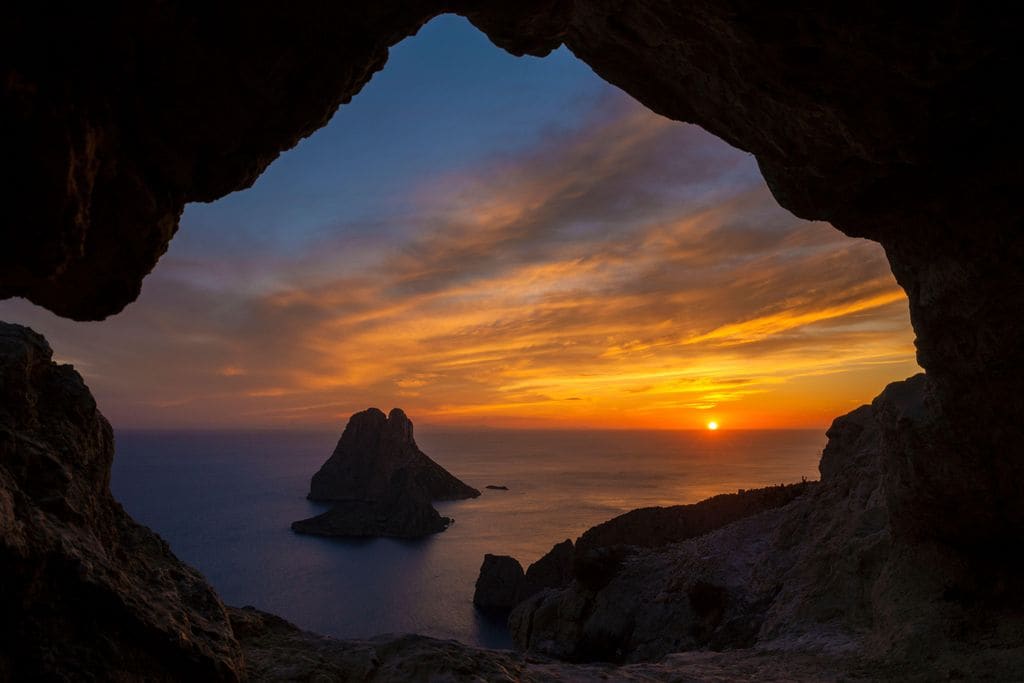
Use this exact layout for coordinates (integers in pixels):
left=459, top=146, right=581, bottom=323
left=0, top=93, right=918, bottom=429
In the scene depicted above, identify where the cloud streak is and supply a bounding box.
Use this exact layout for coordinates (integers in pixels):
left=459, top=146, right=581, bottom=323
left=0, top=93, right=919, bottom=429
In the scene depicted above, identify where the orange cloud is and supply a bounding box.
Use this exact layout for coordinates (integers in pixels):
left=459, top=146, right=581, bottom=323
left=0, top=95, right=919, bottom=430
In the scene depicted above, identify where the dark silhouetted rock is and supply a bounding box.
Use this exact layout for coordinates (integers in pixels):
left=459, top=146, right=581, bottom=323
left=294, top=408, right=478, bottom=538
left=308, top=408, right=479, bottom=503
left=473, top=555, right=525, bottom=610
left=0, top=322, right=244, bottom=680
left=486, top=485, right=509, bottom=490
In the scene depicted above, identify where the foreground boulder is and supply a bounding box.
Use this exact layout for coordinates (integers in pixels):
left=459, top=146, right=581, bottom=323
left=293, top=408, right=478, bottom=538
left=0, top=322, right=244, bottom=680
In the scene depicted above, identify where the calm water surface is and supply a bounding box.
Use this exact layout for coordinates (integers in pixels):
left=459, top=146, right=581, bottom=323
left=111, top=428, right=825, bottom=648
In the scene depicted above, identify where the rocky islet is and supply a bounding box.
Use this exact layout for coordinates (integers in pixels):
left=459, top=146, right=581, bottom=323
left=292, top=407, right=479, bottom=538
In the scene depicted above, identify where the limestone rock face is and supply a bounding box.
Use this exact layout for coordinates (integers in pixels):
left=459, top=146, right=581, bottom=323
left=0, top=322, right=244, bottom=680
left=308, top=408, right=479, bottom=503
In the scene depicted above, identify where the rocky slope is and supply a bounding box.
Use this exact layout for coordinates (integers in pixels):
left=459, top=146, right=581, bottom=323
left=508, top=375, right=1024, bottom=671
left=293, top=407, right=478, bottom=538
left=0, top=322, right=245, bottom=680
left=475, top=482, right=813, bottom=613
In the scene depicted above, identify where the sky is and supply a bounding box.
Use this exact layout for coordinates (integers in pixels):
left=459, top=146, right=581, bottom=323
left=0, top=16, right=920, bottom=430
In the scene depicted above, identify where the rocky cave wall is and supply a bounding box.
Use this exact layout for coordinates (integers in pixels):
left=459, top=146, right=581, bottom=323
left=2, top=2, right=1023, bottom=675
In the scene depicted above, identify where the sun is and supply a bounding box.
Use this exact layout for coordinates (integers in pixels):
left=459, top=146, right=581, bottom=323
left=707, top=420, right=719, bottom=431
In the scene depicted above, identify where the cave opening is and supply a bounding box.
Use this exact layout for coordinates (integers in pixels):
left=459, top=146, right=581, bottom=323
left=0, top=14, right=919, bottom=649
left=3, top=5, right=1021, bottom=679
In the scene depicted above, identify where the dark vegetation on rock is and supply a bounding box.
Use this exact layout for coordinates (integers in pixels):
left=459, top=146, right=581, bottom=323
left=2, top=3, right=1023, bottom=679
left=292, top=408, right=477, bottom=538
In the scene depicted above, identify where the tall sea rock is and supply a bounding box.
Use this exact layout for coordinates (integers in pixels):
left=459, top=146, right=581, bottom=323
left=309, top=408, right=479, bottom=503
left=292, top=408, right=479, bottom=538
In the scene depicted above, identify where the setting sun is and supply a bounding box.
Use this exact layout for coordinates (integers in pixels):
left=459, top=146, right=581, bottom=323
left=707, top=421, right=719, bottom=430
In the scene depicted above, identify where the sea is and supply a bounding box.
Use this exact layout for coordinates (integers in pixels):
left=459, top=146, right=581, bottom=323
left=110, top=428, right=825, bottom=649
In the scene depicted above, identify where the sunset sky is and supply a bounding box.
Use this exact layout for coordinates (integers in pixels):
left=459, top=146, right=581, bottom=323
left=0, top=16, right=920, bottom=430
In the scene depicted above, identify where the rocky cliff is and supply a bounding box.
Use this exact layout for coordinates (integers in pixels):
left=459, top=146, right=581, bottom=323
left=0, top=322, right=245, bottom=680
